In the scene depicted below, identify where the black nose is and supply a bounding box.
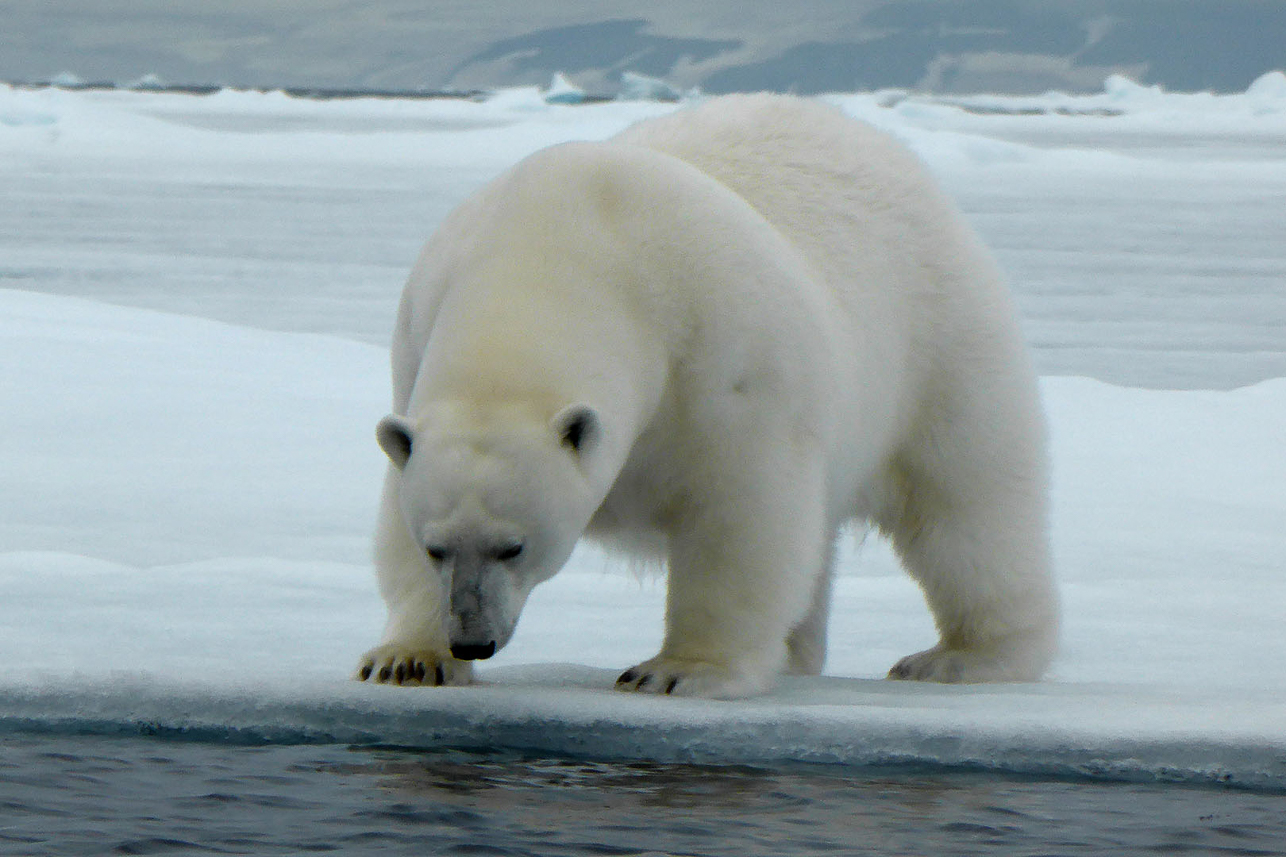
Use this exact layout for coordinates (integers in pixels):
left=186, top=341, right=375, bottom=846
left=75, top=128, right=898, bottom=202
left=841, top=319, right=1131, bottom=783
left=450, top=641, right=497, bottom=661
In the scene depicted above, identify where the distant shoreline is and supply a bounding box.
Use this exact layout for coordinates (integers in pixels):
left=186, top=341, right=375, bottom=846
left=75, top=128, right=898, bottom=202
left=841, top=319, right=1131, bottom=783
left=4, top=80, right=492, bottom=102
left=2, top=78, right=658, bottom=105
left=0, top=79, right=1140, bottom=118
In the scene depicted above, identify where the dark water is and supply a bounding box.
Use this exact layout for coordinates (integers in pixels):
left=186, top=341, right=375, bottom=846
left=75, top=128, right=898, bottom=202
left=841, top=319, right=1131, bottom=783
left=2, top=735, right=1284, bottom=857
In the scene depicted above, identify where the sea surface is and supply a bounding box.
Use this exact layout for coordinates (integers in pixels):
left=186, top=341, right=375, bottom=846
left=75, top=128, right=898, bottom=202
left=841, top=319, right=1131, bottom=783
left=3, top=735, right=1284, bottom=856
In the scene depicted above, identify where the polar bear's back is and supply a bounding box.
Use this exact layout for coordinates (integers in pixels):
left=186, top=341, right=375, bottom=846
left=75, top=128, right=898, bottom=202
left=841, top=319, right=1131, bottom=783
left=612, top=95, right=994, bottom=314
left=613, top=94, right=933, bottom=215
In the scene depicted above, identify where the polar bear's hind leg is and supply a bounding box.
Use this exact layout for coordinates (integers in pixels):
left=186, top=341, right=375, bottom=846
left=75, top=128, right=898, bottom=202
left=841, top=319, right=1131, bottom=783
left=784, top=537, right=838, bottom=675
left=881, top=410, right=1059, bottom=683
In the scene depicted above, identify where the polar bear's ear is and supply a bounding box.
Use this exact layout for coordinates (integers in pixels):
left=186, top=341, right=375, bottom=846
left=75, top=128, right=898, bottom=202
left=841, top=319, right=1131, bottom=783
left=376, top=414, right=415, bottom=469
left=552, top=404, right=600, bottom=457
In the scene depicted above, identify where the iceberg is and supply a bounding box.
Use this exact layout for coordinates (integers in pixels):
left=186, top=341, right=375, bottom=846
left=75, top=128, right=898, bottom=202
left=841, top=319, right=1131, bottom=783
left=543, top=72, right=587, bottom=105
left=619, top=71, right=688, bottom=102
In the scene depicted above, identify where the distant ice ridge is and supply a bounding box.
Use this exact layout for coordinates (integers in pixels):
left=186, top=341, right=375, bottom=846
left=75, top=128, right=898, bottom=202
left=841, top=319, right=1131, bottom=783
left=527, top=71, right=701, bottom=106
left=617, top=71, right=697, bottom=102
left=878, top=69, right=1286, bottom=121
left=49, top=71, right=84, bottom=87
left=124, top=73, right=166, bottom=91
left=5, top=70, right=1282, bottom=174
left=1246, top=69, right=1286, bottom=99
left=10, top=68, right=1283, bottom=112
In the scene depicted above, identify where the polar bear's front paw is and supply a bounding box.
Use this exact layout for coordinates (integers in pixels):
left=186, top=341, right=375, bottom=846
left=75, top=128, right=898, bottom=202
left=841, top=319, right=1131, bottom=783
left=355, top=644, right=473, bottom=687
left=615, top=656, right=772, bottom=699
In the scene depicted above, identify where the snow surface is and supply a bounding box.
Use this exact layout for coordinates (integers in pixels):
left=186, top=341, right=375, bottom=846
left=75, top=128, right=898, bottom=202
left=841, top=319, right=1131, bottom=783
left=1, top=78, right=1284, bottom=787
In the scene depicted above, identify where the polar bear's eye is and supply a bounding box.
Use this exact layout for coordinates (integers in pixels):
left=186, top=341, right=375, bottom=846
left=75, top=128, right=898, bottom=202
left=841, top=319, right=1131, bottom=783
left=426, top=545, right=449, bottom=562
left=494, top=543, right=524, bottom=562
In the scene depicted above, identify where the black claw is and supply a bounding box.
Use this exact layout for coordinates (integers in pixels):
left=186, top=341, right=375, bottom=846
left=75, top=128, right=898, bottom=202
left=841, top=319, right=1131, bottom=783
left=434, top=664, right=445, bottom=686
left=394, top=663, right=406, bottom=684
left=636, top=673, right=656, bottom=690
left=664, top=678, right=679, bottom=695
left=359, top=664, right=372, bottom=681
left=378, top=665, right=392, bottom=682
left=414, top=661, right=426, bottom=682
left=617, top=669, right=638, bottom=685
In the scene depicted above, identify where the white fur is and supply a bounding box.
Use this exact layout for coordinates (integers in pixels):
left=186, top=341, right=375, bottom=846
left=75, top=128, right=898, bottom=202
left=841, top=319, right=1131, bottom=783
left=356, top=94, right=1059, bottom=698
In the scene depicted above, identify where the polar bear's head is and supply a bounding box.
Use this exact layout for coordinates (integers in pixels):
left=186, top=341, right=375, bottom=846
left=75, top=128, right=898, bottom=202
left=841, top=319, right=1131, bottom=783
left=376, top=402, right=602, bottom=660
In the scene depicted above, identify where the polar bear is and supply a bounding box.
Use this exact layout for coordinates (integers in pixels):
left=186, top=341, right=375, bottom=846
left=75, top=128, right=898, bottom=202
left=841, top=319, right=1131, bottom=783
left=355, top=94, right=1058, bottom=698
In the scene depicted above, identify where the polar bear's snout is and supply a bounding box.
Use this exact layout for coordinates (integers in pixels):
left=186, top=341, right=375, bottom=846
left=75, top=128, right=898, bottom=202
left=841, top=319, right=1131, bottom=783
left=446, top=561, right=521, bottom=659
